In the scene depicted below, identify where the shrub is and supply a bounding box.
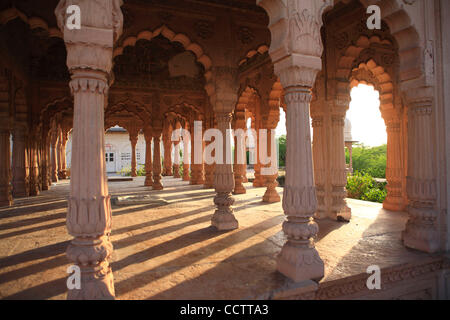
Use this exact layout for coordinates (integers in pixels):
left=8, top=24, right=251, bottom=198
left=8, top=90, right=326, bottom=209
left=119, top=166, right=131, bottom=177
left=346, top=171, right=387, bottom=203
left=136, top=166, right=146, bottom=176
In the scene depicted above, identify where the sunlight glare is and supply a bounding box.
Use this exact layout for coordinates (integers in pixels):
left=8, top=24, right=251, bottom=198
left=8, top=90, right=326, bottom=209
left=348, top=84, right=386, bottom=147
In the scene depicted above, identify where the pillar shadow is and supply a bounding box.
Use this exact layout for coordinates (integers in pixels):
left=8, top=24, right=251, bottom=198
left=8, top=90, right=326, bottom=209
left=114, top=215, right=282, bottom=297
left=1, top=277, right=66, bottom=300
left=148, top=240, right=285, bottom=300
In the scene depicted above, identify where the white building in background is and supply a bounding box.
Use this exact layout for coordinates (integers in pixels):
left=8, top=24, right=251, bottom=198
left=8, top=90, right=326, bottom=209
left=66, top=126, right=148, bottom=174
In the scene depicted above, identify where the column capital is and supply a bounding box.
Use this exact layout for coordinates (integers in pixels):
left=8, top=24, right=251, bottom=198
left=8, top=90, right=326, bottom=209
left=55, top=0, right=123, bottom=75
left=257, top=0, right=331, bottom=63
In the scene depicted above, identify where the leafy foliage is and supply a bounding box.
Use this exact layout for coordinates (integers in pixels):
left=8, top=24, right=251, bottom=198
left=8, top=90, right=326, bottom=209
left=278, top=135, right=286, bottom=167
left=118, top=165, right=146, bottom=177
left=346, top=171, right=387, bottom=203
left=346, top=144, right=387, bottom=178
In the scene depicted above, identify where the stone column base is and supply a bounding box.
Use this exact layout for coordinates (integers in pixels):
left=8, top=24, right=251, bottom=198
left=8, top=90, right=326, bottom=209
left=211, top=211, right=239, bottom=231
left=144, top=175, right=153, bottom=186
left=383, top=196, right=405, bottom=212
left=263, top=190, right=281, bottom=203
left=277, top=244, right=324, bottom=283
left=402, top=206, right=439, bottom=253
left=152, top=182, right=163, bottom=190
left=173, top=165, right=181, bottom=178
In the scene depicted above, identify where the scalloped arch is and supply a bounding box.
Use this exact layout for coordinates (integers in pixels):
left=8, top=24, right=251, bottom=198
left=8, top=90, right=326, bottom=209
left=113, top=25, right=213, bottom=81
left=349, top=58, right=395, bottom=114
left=331, top=0, right=423, bottom=84
left=238, top=45, right=270, bottom=66
left=0, top=7, right=62, bottom=38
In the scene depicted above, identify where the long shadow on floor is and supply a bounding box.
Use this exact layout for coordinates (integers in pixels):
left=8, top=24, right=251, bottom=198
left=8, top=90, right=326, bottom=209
left=0, top=201, right=67, bottom=220
left=0, top=212, right=65, bottom=231
left=0, top=240, right=70, bottom=270
left=1, top=277, right=66, bottom=300
left=114, top=215, right=283, bottom=297
left=148, top=239, right=286, bottom=299
left=113, top=205, right=215, bottom=238
left=0, top=221, right=66, bottom=240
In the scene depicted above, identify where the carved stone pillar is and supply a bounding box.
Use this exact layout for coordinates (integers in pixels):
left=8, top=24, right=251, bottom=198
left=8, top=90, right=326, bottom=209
left=45, top=135, right=52, bottom=188
left=253, top=119, right=264, bottom=187
left=57, top=127, right=63, bottom=179
left=203, top=118, right=215, bottom=188
left=212, top=111, right=238, bottom=230
left=56, top=0, right=123, bottom=299
left=28, top=131, right=40, bottom=197
left=182, top=128, right=190, bottom=182
left=277, top=84, right=324, bottom=281
left=403, top=98, right=439, bottom=253
left=59, top=130, right=68, bottom=179
left=162, top=129, right=173, bottom=176
left=329, top=105, right=351, bottom=221
left=345, top=141, right=353, bottom=173
left=173, top=141, right=181, bottom=178
left=41, top=134, right=50, bottom=191
left=312, top=99, right=351, bottom=221
left=233, top=111, right=247, bottom=195
left=152, top=128, right=163, bottom=190
left=129, top=131, right=138, bottom=177
left=12, top=125, right=29, bottom=197
left=204, top=162, right=215, bottom=188
left=190, top=120, right=205, bottom=185
left=144, top=127, right=153, bottom=186
left=50, top=128, right=59, bottom=183
left=0, top=127, right=12, bottom=207
left=383, top=112, right=405, bottom=211
left=311, top=107, right=326, bottom=219
left=262, top=112, right=280, bottom=203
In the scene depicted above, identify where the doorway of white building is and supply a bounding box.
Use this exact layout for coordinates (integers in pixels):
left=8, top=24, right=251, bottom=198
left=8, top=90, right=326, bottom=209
left=105, top=152, right=116, bottom=173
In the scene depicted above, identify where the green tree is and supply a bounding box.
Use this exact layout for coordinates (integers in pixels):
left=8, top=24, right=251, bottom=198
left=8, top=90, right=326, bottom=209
left=278, top=135, right=286, bottom=167
left=346, top=143, right=387, bottom=178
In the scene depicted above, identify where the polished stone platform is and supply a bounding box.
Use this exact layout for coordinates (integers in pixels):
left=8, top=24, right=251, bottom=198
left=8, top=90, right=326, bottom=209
left=0, top=177, right=447, bottom=300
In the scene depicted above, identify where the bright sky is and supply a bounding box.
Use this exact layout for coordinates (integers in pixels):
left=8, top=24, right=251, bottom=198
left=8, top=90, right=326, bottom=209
left=274, top=84, right=387, bottom=147
left=347, top=84, right=386, bottom=146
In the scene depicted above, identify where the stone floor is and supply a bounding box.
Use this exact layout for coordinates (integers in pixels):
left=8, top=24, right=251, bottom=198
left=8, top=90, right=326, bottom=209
left=0, top=177, right=435, bottom=300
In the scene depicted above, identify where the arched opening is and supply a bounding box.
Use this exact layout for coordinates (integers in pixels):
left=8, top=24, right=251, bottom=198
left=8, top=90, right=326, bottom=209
left=345, top=83, right=389, bottom=204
